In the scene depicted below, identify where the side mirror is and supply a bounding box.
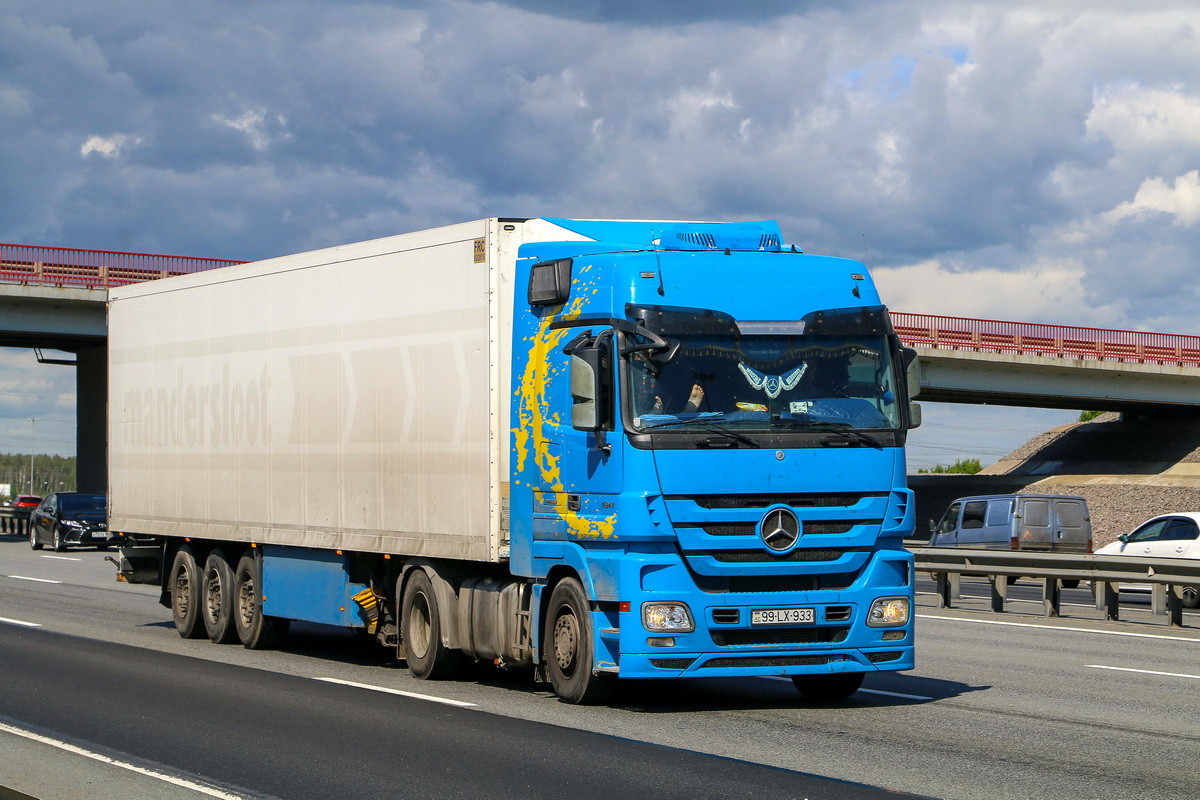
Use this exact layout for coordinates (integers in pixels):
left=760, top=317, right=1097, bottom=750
left=901, top=348, right=922, bottom=429
left=569, top=352, right=601, bottom=430
left=1118, top=533, right=1129, bottom=543
left=528, top=258, right=573, bottom=307
left=908, top=402, right=922, bottom=429
left=566, top=334, right=613, bottom=442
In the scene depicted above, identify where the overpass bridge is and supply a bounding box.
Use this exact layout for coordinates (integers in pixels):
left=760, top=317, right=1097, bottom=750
left=4, top=242, right=1200, bottom=488
left=0, top=243, right=244, bottom=491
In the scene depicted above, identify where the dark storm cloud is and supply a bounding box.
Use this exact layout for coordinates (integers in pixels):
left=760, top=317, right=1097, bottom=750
left=442, top=0, right=847, bottom=25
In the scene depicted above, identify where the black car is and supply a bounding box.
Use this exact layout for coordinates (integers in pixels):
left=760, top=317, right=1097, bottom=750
left=28, top=493, right=121, bottom=552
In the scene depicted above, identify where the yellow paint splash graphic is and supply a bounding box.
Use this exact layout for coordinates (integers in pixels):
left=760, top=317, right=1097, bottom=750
left=513, top=267, right=617, bottom=540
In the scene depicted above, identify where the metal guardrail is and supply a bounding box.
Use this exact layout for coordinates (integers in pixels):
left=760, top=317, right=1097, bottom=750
left=893, top=312, right=1200, bottom=367
left=0, top=506, right=30, bottom=536
left=911, top=547, right=1200, bottom=628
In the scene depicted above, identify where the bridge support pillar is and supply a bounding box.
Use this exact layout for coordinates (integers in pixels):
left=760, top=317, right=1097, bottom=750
left=76, top=343, right=107, bottom=493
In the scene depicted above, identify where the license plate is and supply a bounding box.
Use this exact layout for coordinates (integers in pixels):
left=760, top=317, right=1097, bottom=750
left=751, top=607, right=815, bottom=626
left=90, top=531, right=106, bottom=539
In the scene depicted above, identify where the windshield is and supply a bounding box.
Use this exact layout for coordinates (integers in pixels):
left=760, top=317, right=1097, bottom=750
left=59, top=494, right=106, bottom=514
left=627, top=332, right=902, bottom=432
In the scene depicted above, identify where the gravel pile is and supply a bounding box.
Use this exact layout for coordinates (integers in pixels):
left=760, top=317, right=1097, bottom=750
left=1020, top=483, right=1200, bottom=547
left=991, top=412, right=1200, bottom=546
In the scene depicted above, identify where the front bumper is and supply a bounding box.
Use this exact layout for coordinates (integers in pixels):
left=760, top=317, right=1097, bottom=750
left=59, top=527, right=125, bottom=547
left=601, top=548, right=916, bottom=680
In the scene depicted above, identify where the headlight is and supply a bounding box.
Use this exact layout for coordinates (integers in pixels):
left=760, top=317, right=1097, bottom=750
left=63, top=520, right=86, bottom=529
left=642, top=602, right=695, bottom=632
left=867, top=597, right=910, bottom=627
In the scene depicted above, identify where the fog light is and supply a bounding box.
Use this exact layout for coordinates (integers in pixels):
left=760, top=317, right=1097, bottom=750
left=867, top=597, right=910, bottom=627
left=642, top=602, right=695, bottom=632
left=647, top=637, right=676, bottom=647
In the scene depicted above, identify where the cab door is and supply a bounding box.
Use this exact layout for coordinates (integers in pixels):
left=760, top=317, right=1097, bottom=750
left=931, top=502, right=962, bottom=546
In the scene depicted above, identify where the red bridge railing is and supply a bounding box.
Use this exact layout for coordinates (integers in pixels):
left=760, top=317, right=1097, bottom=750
left=893, top=312, right=1200, bottom=367
left=0, top=243, right=245, bottom=288
left=5, top=243, right=1200, bottom=368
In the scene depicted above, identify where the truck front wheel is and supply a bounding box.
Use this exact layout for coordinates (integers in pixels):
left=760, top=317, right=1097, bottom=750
left=401, top=569, right=460, bottom=680
left=170, top=546, right=205, bottom=639
left=544, top=577, right=612, bottom=704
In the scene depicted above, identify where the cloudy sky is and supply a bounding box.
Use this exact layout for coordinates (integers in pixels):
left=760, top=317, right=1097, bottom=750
left=2, top=0, right=1198, bottom=468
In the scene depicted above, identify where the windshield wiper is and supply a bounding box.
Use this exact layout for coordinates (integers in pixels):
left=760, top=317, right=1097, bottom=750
left=772, top=420, right=881, bottom=447
left=640, top=415, right=760, bottom=448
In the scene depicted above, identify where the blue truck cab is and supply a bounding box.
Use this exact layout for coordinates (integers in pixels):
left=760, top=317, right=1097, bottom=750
left=510, top=219, right=920, bottom=703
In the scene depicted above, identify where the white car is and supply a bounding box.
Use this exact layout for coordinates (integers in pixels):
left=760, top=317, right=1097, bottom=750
left=1094, top=513, right=1200, bottom=608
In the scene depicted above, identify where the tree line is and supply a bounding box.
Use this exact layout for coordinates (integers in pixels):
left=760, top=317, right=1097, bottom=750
left=0, top=453, right=77, bottom=498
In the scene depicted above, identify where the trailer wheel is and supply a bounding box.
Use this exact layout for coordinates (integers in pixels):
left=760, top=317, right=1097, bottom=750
left=202, top=549, right=239, bottom=644
left=170, top=546, right=205, bottom=639
left=544, top=577, right=613, bottom=705
left=234, top=553, right=289, bottom=649
left=792, top=673, right=864, bottom=702
left=401, top=570, right=464, bottom=680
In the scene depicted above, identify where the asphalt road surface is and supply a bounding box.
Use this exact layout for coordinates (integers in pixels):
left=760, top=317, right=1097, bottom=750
left=2, top=536, right=1198, bottom=800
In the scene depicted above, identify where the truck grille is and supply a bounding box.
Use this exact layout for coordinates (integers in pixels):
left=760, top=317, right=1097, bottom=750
left=683, top=521, right=877, bottom=536
left=691, top=570, right=861, bottom=594
left=707, top=548, right=858, bottom=563
left=711, top=627, right=848, bottom=646
left=677, top=493, right=885, bottom=510
left=711, top=609, right=741, bottom=625
left=701, top=655, right=830, bottom=669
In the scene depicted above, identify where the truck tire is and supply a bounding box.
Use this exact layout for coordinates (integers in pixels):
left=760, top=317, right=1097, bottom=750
left=1184, top=586, right=1199, bottom=609
left=544, top=577, right=613, bottom=705
left=234, top=553, right=289, bottom=649
left=401, top=569, right=460, bottom=680
left=170, top=546, right=206, bottom=639
left=792, top=672, right=864, bottom=701
left=202, top=549, right=239, bottom=644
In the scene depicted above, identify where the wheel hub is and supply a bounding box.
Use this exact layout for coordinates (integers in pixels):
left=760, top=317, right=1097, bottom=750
left=553, top=613, right=578, bottom=672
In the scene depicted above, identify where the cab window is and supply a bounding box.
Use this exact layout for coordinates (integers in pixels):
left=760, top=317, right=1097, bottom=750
left=1127, top=519, right=1170, bottom=543
left=936, top=502, right=961, bottom=535
left=1162, top=518, right=1200, bottom=541
left=961, top=501, right=987, bottom=530
left=985, top=499, right=1013, bottom=527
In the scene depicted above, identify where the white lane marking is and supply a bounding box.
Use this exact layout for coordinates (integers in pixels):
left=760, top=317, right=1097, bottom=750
left=0, top=721, right=252, bottom=799
left=0, top=617, right=42, bottom=628
left=917, top=614, right=1200, bottom=644
left=42, top=555, right=82, bottom=561
left=313, top=677, right=478, bottom=708
left=859, top=687, right=933, bottom=701
left=6, top=575, right=62, bottom=584
left=759, top=676, right=932, bottom=701
left=1086, top=664, right=1200, bottom=681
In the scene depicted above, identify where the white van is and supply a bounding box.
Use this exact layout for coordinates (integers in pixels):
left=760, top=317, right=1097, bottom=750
left=929, top=494, right=1093, bottom=554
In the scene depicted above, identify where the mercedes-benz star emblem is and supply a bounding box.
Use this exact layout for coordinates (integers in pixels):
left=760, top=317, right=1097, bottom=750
left=760, top=507, right=801, bottom=551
